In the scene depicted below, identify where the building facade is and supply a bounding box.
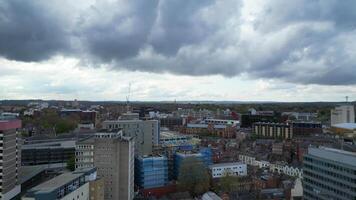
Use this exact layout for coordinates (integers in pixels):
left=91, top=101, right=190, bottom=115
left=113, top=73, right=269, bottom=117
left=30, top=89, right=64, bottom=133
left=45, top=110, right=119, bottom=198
left=303, top=147, right=356, bottom=200
left=103, top=119, right=159, bottom=156
left=22, top=140, right=75, bottom=166
left=331, top=105, right=355, bottom=126
left=135, top=156, right=168, bottom=189
left=253, top=122, right=293, bottom=139
left=0, top=118, right=21, bottom=200
left=76, top=132, right=135, bottom=200
left=210, top=162, right=247, bottom=178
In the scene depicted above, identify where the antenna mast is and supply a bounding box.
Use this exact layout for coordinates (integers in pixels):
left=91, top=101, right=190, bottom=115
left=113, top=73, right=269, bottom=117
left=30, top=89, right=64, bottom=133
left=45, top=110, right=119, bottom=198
left=345, top=96, right=349, bottom=103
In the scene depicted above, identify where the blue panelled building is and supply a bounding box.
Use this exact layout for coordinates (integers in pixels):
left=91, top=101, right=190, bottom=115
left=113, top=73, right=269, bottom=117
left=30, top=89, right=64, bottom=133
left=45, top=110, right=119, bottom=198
left=135, top=155, right=169, bottom=189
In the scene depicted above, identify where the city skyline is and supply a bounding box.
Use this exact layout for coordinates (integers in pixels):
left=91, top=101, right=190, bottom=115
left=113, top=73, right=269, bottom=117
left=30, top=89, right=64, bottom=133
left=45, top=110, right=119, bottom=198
left=1, top=0, right=356, bottom=101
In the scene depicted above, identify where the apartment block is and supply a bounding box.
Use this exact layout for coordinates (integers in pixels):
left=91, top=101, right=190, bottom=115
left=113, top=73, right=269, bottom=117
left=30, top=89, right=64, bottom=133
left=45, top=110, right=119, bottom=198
left=303, top=147, right=356, bottom=200
left=76, top=132, right=135, bottom=200
left=331, top=105, right=355, bottom=126
left=103, top=119, right=159, bottom=156
left=0, top=118, right=21, bottom=200
left=253, top=122, right=293, bottom=139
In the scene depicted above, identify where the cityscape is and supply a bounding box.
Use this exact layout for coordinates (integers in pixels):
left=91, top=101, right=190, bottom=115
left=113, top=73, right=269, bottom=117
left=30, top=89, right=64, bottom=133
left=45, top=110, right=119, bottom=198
left=1, top=0, right=356, bottom=200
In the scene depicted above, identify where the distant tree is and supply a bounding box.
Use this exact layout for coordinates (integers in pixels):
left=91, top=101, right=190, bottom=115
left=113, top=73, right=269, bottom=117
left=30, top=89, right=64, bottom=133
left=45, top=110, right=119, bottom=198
left=67, top=155, right=75, bottom=171
left=219, top=170, right=237, bottom=193
left=177, top=157, right=210, bottom=196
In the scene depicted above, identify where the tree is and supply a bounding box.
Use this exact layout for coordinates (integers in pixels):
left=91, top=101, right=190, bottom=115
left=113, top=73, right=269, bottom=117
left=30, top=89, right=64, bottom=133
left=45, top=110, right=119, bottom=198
left=66, top=155, right=75, bottom=171
left=219, top=170, right=239, bottom=193
left=177, top=157, right=210, bottom=196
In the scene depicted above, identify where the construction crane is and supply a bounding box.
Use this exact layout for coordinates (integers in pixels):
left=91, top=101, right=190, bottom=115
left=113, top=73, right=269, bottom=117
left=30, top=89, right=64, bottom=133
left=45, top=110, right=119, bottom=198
left=126, top=83, right=132, bottom=112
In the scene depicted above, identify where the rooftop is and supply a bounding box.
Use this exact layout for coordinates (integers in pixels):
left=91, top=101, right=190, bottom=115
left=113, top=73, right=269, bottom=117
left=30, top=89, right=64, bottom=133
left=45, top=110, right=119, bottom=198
left=22, top=140, right=76, bottom=150
left=210, top=162, right=245, bottom=168
left=28, top=167, right=95, bottom=194
left=332, top=123, right=356, bottom=130
left=308, top=146, right=356, bottom=167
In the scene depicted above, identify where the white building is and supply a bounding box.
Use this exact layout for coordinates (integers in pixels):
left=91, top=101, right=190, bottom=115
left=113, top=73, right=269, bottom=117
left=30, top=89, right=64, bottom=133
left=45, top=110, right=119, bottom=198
left=210, top=162, right=247, bottom=178
left=331, top=105, right=355, bottom=126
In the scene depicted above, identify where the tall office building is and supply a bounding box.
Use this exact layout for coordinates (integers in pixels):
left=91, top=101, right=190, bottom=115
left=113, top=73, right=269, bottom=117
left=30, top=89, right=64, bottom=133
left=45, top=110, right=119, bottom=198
left=103, top=117, right=159, bottom=156
left=331, top=105, right=355, bottom=126
left=303, top=147, right=356, bottom=200
left=76, top=132, right=134, bottom=200
left=0, top=118, right=21, bottom=200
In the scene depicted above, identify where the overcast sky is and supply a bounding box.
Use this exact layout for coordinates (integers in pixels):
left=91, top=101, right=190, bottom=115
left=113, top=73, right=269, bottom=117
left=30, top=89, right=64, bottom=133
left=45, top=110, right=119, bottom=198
left=1, top=0, right=355, bottom=101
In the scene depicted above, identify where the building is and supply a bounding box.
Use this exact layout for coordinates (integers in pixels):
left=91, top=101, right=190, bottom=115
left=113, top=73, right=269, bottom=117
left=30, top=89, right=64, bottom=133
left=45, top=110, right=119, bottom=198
left=173, top=148, right=212, bottom=179
left=60, top=109, right=99, bottom=127
left=282, top=112, right=317, bottom=122
left=159, top=117, right=183, bottom=129
left=253, top=122, right=293, bottom=139
left=22, top=167, right=101, bottom=200
left=103, top=118, right=159, bottom=156
left=202, top=191, right=222, bottom=200
left=0, top=118, right=22, bottom=200
left=76, top=132, right=135, bottom=200
left=186, top=119, right=240, bottom=138
left=331, top=105, right=355, bottom=126
left=303, top=147, right=356, bottom=200
left=241, top=114, right=280, bottom=128
left=75, top=138, right=95, bottom=169
left=22, top=140, right=75, bottom=166
left=330, top=123, right=356, bottom=138
left=291, top=122, right=322, bottom=136
left=272, top=142, right=284, bottom=155
left=135, top=155, right=168, bottom=189
left=210, top=162, right=247, bottom=178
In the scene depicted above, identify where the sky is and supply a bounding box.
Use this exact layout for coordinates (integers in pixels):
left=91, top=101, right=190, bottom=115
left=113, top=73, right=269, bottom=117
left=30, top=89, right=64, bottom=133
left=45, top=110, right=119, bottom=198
left=0, top=0, right=356, bottom=102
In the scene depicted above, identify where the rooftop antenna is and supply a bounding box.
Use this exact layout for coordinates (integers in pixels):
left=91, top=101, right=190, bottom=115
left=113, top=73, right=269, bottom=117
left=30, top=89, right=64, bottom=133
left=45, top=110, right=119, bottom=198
left=126, top=83, right=132, bottom=113
left=345, top=96, right=349, bottom=103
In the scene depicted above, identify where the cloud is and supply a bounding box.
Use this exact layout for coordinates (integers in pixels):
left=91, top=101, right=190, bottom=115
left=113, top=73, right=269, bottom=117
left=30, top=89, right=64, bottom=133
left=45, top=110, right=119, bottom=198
left=0, top=0, right=355, bottom=85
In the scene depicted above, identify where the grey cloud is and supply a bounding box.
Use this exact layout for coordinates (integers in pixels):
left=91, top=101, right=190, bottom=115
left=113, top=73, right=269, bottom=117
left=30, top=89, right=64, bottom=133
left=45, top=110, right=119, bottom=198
left=0, top=0, right=355, bottom=85
left=0, top=0, right=70, bottom=61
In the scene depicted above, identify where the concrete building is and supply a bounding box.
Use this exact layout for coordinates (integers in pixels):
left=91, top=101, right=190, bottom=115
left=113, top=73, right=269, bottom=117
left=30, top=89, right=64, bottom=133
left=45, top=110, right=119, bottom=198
left=331, top=105, right=355, bottom=126
left=303, top=147, right=356, bottom=200
left=0, top=118, right=22, bottom=200
left=22, top=167, right=100, bottom=200
left=210, top=162, right=247, bottom=178
left=22, top=140, right=75, bottom=166
left=103, top=118, right=159, bottom=156
left=253, top=122, right=293, bottom=139
left=76, top=132, right=135, bottom=200
left=135, top=155, right=168, bottom=189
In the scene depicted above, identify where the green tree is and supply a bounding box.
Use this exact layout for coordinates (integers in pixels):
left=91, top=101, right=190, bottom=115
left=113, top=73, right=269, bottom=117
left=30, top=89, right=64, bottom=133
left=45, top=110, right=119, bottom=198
left=66, top=155, right=75, bottom=171
left=219, top=170, right=239, bottom=193
left=177, top=157, right=210, bottom=196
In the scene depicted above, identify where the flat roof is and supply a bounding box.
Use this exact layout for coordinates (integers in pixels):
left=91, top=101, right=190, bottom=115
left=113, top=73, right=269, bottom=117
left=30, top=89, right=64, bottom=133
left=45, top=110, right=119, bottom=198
left=308, top=147, right=356, bottom=167
left=210, top=162, right=245, bottom=168
left=22, top=140, right=76, bottom=149
left=332, top=123, right=356, bottom=130
left=29, top=168, right=95, bottom=194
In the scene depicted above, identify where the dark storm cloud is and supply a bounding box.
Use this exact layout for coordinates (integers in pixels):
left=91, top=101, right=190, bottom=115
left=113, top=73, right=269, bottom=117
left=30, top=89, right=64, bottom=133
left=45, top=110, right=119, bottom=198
left=0, top=0, right=70, bottom=61
left=0, top=0, right=355, bottom=85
